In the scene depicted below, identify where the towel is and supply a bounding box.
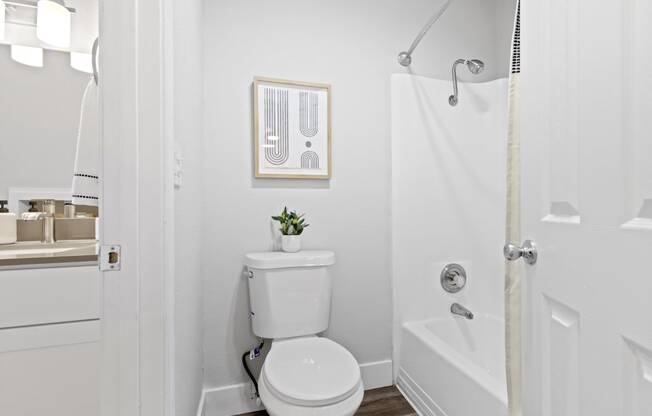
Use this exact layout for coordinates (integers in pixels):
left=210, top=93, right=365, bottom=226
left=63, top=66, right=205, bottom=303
left=21, top=212, right=45, bottom=220
left=71, top=78, right=99, bottom=207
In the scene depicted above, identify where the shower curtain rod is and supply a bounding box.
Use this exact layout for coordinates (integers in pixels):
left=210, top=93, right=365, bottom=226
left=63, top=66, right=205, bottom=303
left=398, top=0, right=454, bottom=67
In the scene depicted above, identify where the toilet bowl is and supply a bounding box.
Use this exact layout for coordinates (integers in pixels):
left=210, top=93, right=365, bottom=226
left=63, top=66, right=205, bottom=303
left=258, top=337, right=363, bottom=416
left=244, top=251, right=364, bottom=415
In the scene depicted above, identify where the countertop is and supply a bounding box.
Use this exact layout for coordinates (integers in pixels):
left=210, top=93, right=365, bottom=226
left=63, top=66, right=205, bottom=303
left=0, top=240, right=99, bottom=268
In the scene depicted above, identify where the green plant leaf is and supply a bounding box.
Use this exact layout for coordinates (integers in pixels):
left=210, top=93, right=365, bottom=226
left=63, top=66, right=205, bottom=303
left=271, top=207, right=308, bottom=235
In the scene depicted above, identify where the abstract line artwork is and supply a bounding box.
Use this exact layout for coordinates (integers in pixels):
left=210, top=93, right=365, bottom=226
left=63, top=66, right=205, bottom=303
left=299, top=91, right=319, bottom=137
left=300, top=151, right=320, bottom=169
left=255, top=77, right=331, bottom=178
left=263, top=87, right=289, bottom=165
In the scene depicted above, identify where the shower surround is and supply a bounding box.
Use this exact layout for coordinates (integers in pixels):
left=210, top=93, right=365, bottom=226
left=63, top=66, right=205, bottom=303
left=391, top=74, right=508, bottom=416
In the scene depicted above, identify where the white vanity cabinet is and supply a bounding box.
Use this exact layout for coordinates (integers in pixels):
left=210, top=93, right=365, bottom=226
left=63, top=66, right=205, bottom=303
left=0, top=265, right=101, bottom=416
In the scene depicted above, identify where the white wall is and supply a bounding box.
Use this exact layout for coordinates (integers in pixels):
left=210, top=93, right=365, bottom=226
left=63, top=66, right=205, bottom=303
left=495, top=0, right=518, bottom=73
left=0, top=46, right=89, bottom=200
left=173, top=0, right=205, bottom=414
left=201, top=0, right=515, bottom=412
left=402, top=0, right=512, bottom=82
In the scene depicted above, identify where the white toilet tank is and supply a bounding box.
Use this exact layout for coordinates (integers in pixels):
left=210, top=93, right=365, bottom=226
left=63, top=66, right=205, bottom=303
left=244, top=250, right=336, bottom=339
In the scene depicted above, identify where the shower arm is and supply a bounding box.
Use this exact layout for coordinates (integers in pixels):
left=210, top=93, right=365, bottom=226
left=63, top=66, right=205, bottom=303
left=397, top=0, right=454, bottom=67
left=448, top=59, right=466, bottom=106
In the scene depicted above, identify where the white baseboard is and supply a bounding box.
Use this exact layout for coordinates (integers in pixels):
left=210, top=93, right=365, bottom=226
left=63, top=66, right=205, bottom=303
left=359, top=359, right=393, bottom=390
left=396, top=368, right=447, bottom=416
left=201, top=382, right=263, bottom=416
left=199, top=359, right=393, bottom=416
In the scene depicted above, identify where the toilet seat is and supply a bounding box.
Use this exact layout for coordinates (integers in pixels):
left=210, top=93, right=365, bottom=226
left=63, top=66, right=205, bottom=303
left=258, top=337, right=364, bottom=415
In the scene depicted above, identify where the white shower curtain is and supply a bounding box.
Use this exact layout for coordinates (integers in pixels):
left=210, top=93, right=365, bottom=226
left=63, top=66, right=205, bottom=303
left=505, top=1, right=522, bottom=415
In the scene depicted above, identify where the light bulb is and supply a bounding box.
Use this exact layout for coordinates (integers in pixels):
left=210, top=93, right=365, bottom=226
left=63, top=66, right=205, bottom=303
left=70, top=52, right=93, bottom=74
left=36, top=0, right=71, bottom=48
left=11, top=45, right=44, bottom=67
left=0, top=1, right=5, bottom=42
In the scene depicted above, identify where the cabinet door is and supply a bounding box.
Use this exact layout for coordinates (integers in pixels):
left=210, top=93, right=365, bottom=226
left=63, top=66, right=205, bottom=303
left=0, top=320, right=100, bottom=416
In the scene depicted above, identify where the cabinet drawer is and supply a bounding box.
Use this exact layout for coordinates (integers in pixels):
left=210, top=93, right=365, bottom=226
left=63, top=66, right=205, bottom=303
left=0, top=321, right=100, bottom=416
left=0, top=266, right=100, bottom=328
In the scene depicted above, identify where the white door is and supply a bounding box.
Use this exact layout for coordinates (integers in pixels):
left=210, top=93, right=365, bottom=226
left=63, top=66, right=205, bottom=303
left=520, top=0, right=652, bottom=415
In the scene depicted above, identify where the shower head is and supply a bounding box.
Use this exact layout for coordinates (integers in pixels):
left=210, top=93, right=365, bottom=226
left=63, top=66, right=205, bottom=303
left=449, top=58, right=486, bottom=106
left=466, top=59, right=485, bottom=75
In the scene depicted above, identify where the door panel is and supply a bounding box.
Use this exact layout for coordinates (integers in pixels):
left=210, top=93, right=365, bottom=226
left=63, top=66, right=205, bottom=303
left=521, top=1, right=652, bottom=415
left=623, top=0, right=652, bottom=227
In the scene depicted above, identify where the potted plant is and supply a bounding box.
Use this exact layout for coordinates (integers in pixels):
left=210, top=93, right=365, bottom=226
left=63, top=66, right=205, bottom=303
left=272, top=207, right=309, bottom=253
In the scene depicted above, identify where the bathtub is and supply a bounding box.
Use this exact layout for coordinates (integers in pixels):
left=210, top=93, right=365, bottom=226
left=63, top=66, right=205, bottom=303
left=397, top=315, right=508, bottom=416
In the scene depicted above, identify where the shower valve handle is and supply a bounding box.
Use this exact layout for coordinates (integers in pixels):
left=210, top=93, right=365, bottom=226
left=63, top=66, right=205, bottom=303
left=503, top=240, right=538, bottom=265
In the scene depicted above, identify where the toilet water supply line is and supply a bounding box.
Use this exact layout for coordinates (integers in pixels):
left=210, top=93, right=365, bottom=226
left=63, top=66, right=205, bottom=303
left=242, top=339, right=265, bottom=398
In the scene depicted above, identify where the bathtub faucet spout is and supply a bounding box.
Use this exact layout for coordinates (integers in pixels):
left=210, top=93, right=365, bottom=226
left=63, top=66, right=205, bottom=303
left=451, top=303, right=474, bottom=320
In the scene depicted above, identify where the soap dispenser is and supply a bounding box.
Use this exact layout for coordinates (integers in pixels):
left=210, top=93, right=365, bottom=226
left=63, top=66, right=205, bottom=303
left=0, top=200, right=17, bottom=245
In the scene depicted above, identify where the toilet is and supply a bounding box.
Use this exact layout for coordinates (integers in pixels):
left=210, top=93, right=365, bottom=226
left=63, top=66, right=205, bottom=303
left=244, top=250, right=364, bottom=416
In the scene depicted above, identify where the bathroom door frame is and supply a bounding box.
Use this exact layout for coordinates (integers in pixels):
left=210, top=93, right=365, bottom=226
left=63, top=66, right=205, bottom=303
left=99, top=0, right=176, bottom=415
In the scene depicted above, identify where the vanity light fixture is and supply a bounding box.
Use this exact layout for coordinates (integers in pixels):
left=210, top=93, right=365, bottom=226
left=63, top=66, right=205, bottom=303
left=36, top=0, right=70, bottom=48
left=70, top=51, right=93, bottom=73
left=11, top=44, right=43, bottom=67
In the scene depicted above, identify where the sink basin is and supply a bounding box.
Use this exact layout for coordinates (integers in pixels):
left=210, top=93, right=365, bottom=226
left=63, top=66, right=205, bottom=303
left=0, top=240, right=98, bottom=259
left=0, top=247, right=74, bottom=256
left=0, top=240, right=98, bottom=268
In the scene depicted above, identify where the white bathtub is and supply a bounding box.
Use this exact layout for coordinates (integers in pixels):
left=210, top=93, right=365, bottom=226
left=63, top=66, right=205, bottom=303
left=397, top=315, right=508, bottom=416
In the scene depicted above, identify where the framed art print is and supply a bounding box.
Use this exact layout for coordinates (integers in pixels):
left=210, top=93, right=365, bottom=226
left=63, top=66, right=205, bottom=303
left=253, top=77, right=331, bottom=179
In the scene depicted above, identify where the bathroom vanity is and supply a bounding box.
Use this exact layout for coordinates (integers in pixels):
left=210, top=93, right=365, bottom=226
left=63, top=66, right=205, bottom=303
left=0, top=240, right=100, bottom=416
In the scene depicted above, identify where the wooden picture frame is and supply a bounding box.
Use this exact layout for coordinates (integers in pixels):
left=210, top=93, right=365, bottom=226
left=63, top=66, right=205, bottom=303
left=253, top=77, right=332, bottom=179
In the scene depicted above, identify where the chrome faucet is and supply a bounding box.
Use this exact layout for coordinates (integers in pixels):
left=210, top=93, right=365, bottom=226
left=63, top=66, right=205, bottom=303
left=41, top=200, right=56, bottom=243
left=451, top=303, right=474, bottom=320
left=22, top=200, right=57, bottom=243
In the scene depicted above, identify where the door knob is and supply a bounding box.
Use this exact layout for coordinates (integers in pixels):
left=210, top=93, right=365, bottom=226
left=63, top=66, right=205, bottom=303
left=503, top=240, right=537, bottom=265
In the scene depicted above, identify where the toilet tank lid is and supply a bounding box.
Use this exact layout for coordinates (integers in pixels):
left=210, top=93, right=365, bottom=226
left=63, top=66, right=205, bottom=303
left=245, top=250, right=335, bottom=269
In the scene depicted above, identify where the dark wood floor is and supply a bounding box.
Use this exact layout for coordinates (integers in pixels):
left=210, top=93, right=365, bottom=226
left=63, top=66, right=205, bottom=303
left=238, top=386, right=416, bottom=416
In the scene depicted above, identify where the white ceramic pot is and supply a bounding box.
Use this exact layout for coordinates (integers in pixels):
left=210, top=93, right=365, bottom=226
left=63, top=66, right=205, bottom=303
left=281, top=235, right=301, bottom=253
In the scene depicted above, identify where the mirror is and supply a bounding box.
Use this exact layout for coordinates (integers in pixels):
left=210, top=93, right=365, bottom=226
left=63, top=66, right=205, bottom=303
left=0, top=0, right=98, bottom=218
